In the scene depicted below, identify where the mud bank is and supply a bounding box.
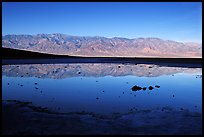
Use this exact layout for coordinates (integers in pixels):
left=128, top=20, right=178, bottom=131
left=2, top=101, right=202, bottom=135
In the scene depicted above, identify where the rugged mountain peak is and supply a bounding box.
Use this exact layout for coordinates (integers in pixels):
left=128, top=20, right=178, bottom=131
left=2, top=34, right=202, bottom=58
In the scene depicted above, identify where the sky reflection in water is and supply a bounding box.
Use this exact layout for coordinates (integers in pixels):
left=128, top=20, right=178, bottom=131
left=2, top=63, right=202, bottom=115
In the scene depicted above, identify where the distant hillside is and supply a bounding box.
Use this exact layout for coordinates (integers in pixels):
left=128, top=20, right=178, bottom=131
left=2, top=34, right=202, bottom=58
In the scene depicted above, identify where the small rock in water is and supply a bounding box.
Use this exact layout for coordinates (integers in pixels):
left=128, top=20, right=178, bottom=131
left=21, top=76, right=23, bottom=77
left=8, top=83, right=10, bottom=85
left=118, top=66, right=121, bottom=68
left=78, top=72, right=81, bottom=74
left=173, top=95, right=175, bottom=97
left=149, top=66, right=152, bottom=68
left=148, top=86, right=154, bottom=90
left=35, top=87, right=39, bottom=90
left=96, top=97, right=99, bottom=100
left=20, top=85, right=23, bottom=87
left=155, top=85, right=160, bottom=88
left=123, top=92, right=124, bottom=94
left=34, top=83, right=38, bottom=85
left=131, top=85, right=142, bottom=91
left=102, top=90, right=104, bottom=92
left=143, top=87, right=147, bottom=90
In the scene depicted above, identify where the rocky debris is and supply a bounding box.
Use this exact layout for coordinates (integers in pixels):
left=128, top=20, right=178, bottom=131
left=155, top=85, right=160, bottom=88
left=148, top=86, right=154, bottom=90
left=132, top=85, right=159, bottom=91
left=131, top=85, right=142, bottom=91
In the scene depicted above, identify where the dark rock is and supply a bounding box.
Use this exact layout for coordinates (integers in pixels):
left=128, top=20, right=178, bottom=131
left=173, top=95, right=175, bottom=97
left=155, top=85, right=160, bottom=88
left=102, top=90, right=104, bottom=92
left=131, top=85, right=142, bottom=91
left=78, top=72, right=81, bottom=74
left=21, top=76, right=23, bottom=77
left=148, top=86, right=154, bottom=90
left=7, top=83, right=10, bottom=85
left=118, top=66, right=121, bottom=68
left=35, top=87, right=39, bottom=90
left=96, top=97, right=99, bottom=100
left=143, top=87, right=147, bottom=90
left=34, top=83, right=38, bottom=85
left=149, top=66, right=152, bottom=68
left=20, top=84, right=23, bottom=87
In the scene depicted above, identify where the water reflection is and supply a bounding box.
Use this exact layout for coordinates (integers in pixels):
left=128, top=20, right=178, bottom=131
left=2, top=63, right=202, bottom=78
left=2, top=63, right=202, bottom=115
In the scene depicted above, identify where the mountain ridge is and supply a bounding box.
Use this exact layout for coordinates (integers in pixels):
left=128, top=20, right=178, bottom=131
left=2, top=34, right=202, bottom=58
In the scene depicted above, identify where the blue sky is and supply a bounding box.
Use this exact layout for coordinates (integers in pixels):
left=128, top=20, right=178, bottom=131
left=2, top=2, right=202, bottom=43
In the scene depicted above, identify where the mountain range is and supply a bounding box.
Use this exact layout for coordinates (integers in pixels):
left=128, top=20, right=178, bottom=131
left=2, top=34, right=202, bottom=58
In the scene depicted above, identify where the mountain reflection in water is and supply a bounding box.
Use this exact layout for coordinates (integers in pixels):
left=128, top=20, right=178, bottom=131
left=2, top=63, right=202, bottom=79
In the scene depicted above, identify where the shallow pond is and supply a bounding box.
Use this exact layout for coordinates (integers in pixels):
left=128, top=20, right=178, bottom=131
left=2, top=63, right=202, bottom=115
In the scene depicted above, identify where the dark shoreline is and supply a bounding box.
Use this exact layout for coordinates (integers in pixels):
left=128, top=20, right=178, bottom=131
left=2, top=58, right=202, bottom=68
left=2, top=47, right=202, bottom=68
left=2, top=100, right=202, bottom=135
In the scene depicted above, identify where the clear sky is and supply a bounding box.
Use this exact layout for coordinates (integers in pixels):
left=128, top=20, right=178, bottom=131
left=2, top=2, right=202, bottom=43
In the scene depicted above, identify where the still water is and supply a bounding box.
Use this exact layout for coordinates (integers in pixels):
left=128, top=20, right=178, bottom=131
left=2, top=63, right=202, bottom=115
